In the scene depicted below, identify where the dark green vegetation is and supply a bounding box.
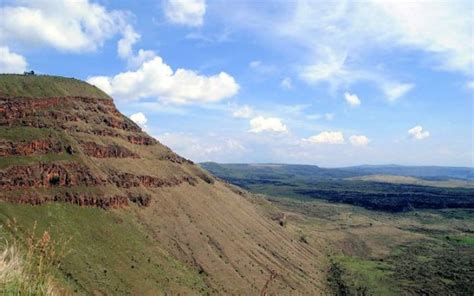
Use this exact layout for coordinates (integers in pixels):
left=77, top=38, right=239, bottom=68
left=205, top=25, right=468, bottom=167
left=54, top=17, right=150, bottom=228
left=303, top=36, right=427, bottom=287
left=201, top=163, right=474, bottom=212
left=0, top=74, right=110, bottom=99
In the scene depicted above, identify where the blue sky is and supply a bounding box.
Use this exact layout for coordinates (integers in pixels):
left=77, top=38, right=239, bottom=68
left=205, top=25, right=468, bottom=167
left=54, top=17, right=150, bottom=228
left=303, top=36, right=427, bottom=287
left=1, top=0, right=473, bottom=167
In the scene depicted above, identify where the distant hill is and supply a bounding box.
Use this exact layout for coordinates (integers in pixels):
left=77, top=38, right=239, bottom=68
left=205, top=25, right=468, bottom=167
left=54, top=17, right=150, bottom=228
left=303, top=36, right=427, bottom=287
left=201, top=162, right=474, bottom=212
left=201, top=162, right=474, bottom=181
left=342, top=164, right=474, bottom=181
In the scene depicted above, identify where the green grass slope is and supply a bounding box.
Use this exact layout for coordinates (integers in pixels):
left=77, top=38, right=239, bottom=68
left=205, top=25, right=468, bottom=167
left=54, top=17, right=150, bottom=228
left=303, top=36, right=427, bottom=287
left=0, top=74, right=111, bottom=99
left=0, top=203, right=209, bottom=295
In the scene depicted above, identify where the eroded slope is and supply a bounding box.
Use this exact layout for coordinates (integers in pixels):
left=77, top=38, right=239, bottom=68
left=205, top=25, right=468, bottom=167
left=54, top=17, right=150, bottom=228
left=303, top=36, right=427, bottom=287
left=0, top=75, right=328, bottom=294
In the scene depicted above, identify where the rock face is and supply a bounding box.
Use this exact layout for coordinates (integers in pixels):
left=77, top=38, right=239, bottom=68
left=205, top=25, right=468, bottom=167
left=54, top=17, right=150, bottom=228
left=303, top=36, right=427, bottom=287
left=80, top=141, right=140, bottom=158
left=0, top=139, right=62, bottom=156
left=0, top=75, right=327, bottom=295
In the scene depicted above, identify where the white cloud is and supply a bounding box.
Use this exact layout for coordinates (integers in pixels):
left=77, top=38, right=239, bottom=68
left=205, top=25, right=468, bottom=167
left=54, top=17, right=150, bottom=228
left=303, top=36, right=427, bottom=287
left=249, top=60, right=261, bottom=68
left=249, top=60, right=277, bottom=74
left=156, top=132, right=246, bottom=162
left=306, top=113, right=334, bottom=121
left=299, top=51, right=349, bottom=86
left=87, top=56, right=239, bottom=104
left=465, top=81, right=474, bottom=90
left=249, top=116, right=288, bottom=133
left=225, top=1, right=470, bottom=98
left=0, top=46, right=27, bottom=73
left=408, top=125, right=430, bottom=140
left=344, top=92, right=361, bottom=106
left=164, top=0, right=206, bottom=27
left=280, top=77, right=293, bottom=90
left=303, top=131, right=345, bottom=144
left=381, top=82, right=414, bottom=102
left=129, top=112, right=147, bottom=128
left=349, top=135, right=370, bottom=147
left=233, top=105, right=253, bottom=118
left=117, top=25, right=140, bottom=59
left=0, top=0, right=127, bottom=53
left=371, top=0, right=473, bottom=74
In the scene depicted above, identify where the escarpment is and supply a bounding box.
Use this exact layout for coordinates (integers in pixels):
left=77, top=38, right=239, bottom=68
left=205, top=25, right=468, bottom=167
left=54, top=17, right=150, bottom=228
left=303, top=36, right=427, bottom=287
left=0, top=75, right=328, bottom=295
left=0, top=76, right=199, bottom=209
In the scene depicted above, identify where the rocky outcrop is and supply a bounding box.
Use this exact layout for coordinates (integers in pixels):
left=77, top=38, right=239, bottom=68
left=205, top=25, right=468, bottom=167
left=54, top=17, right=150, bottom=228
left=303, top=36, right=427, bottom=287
left=127, top=135, right=157, bottom=145
left=0, top=97, right=62, bottom=121
left=0, top=163, right=105, bottom=189
left=108, top=170, right=198, bottom=188
left=0, top=192, right=130, bottom=209
left=0, top=96, right=141, bottom=133
left=102, top=116, right=141, bottom=132
left=80, top=142, right=140, bottom=158
left=159, top=152, right=193, bottom=164
left=128, top=193, right=151, bottom=207
left=0, top=139, right=62, bottom=156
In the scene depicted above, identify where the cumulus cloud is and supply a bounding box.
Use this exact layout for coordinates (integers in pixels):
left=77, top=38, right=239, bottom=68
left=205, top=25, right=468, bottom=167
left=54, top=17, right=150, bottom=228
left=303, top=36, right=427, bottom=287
left=249, top=116, right=288, bottom=133
left=164, top=0, right=206, bottom=27
left=87, top=56, right=239, bottom=104
left=344, top=92, right=361, bottom=106
left=280, top=77, right=293, bottom=90
left=233, top=105, right=253, bottom=118
left=349, top=135, right=370, bottom=147
left=408, top=125, right=430, bottom=140
left=129, top=112, right=147, bottom=128
left=117, top=25, right=140, bottom=59
left=303, top=131, right=345, bottom=144
left=0, top=46, right=27, bottom=73
left=0, top=0, right=127, bottom=53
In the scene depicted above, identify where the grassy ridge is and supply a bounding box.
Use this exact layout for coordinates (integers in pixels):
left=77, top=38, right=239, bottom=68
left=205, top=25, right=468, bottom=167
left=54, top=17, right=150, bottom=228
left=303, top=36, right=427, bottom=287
left=0, top=75, right=110, bottom=99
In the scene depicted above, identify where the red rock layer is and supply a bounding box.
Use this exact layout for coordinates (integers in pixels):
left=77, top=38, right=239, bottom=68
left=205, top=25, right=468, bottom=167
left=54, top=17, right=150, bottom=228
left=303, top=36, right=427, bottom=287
left=0, top=139, right=62, bottom=156
left=0, top=96, right=140, bottom=133
left=108, top=170, right=198, bottom=188
left=80, top=142, right=140, bottom=158
left=0, top=163, right=106, bottom=189
left=0, top=192, right=129, bottom=209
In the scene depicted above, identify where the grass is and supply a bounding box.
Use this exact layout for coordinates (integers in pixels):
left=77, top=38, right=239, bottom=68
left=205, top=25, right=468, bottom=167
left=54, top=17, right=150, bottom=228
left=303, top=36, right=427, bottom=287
left=0, top=203, right=209, bottom=295
left=447, top=235, right=474, bottom=245
left=0, top=153, right=79, bottom=170
left=0, top=127, right=58, bottom=142
left=0, top=219, right=69, bottom=295
left=0, top=74, right=110, bottom=99
left=332, top=255, right=399, bottom=295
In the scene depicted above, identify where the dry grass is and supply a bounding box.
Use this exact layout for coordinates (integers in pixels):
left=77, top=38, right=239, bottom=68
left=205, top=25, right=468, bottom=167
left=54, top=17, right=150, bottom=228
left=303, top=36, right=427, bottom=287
left=1, top=219, right=70, bottom=295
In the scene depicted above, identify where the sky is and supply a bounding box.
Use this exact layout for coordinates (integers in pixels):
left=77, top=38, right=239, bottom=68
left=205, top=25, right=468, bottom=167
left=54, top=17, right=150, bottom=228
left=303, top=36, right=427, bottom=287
left=0, top=0, right=473, bottom=167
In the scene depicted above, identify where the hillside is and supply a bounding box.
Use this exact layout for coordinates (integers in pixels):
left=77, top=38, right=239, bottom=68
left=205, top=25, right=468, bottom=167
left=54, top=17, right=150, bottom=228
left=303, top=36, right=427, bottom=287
left=0, top=75, right=328, bottom=294
left=201, top=162, right=474, bottom=294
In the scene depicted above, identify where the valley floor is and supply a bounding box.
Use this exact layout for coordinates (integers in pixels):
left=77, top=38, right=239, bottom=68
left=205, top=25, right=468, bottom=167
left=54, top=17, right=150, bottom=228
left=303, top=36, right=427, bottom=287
left=259, top=196, right=474, bottom=295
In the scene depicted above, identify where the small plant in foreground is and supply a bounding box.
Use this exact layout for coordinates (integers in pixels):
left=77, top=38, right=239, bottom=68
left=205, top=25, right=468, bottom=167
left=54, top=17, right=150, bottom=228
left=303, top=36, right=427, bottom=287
left=1, top=218, right=71, bottom=295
